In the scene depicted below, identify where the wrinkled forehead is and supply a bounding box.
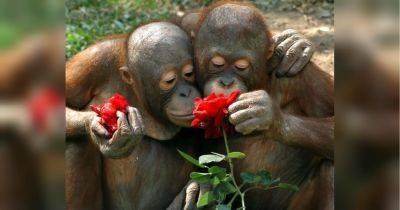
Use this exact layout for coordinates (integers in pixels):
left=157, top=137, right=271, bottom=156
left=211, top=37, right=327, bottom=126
left=197, top=4, right=267, bottom=53
left=127, top=22, right=192, bottom=70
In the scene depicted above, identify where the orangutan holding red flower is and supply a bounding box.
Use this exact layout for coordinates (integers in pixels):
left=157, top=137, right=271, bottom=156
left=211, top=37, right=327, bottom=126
left=173, top=2, right=334, bottom=210
left=66, top=22, right=205, bottom=209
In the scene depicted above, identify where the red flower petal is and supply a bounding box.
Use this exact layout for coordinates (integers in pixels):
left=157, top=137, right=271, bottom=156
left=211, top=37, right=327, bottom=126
left=91, top=93, right=129, bottom=135
left=108, top=93, right=128, bottom=112
left=191, top=118, right=202, bottom=127
left=191, top=91, right=240, bottom=139
left=226, top=90, right=241, bottom=105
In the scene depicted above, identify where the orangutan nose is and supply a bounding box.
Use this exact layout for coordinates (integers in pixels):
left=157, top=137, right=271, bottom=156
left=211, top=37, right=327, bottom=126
left=219, top=77, right=234, bottom=88
left=179, top=87, right=192, bottom=97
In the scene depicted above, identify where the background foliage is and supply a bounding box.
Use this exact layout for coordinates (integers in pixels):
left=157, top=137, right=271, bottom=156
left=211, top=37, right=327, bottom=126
left=65, top=0, right=333, bottom=58
left=66, top=0, right=209, bottom=58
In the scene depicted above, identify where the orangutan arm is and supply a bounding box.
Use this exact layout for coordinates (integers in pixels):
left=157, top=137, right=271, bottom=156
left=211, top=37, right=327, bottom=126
left=229, top=63, right=334, bottom=159
left=65, top=37, right=126, bottom=210
left=280, top=115, right=334, bottom=159
left=66, top=37, right=127, bottom=139
left=66, top=36, right=144, bottom=159
left=66, top=107, right=95, bottom=139
left=279, top=62, right=334, bottom=159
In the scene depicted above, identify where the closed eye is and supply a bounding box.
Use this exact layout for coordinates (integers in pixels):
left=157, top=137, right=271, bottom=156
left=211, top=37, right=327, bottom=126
left=235, top=59, right=250, bottom=71
left=213, top=63, right=224, bottom=68
left=211, top=56, right=225, bottom=67
left=166, top=78, right=176, bottom=84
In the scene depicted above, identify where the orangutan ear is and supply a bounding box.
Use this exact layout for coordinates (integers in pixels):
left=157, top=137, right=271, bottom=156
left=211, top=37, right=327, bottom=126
left=181, top=12, right=200, bottom=39
left=119, top=66, right=134, bottom=85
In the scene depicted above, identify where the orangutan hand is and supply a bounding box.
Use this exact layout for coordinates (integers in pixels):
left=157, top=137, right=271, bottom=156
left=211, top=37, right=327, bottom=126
left=167, top=181, right=214, bottom=210
left=228, top=90, right=282, bottom=136
left=272, top=29, right=314, bottom=77
left=88, top=106, right=144, bottom=158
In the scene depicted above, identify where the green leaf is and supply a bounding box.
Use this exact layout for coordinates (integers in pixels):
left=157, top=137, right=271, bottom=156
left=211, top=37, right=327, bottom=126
left=241, top=170, right=274, bottom=186
left=213, top=186, right=226, bottom=201
left=278, top=183, right=299, bottom=192
left=196, top=191, right=215, bottom=208
left=208, top=166, right=227, bottom=179
left=177, top=149, right=206, bottom=168
left=220, top=180, right=237, bottom=194
left=199, top=154, right=225, bottom=165
left=190, top=172, right=211, bottom=183
left=257, top=170, right=272, bottom=187
left=240, top=172, right=256, bottom=183
left=216, top=204, right=231, bottom=210
left=227, top=152, right=246, bottom=159
left=222, top=176, right=232, bottom=182
left=211, top=176, right=221, bottom=187
left=213, top=180, right=237, bottom=202
left=211, top=152, right=226, bottom=157
left=208, top=166, right=225, bottom=174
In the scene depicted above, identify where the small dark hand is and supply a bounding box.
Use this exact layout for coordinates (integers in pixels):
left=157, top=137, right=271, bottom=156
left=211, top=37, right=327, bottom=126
left=88, top=106, right=144, bottom=158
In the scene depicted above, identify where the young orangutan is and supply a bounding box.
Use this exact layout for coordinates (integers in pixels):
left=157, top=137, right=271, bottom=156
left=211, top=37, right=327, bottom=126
left=171, top=2, right=334, bottom=210
left=66, top=22, right=203, bottom=209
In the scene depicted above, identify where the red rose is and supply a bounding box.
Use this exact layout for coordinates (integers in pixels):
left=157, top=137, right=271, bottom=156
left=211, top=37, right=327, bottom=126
left=90, top=93, right=129, bottom=135
left=191, top=90, right=240, bottom=139
left=27, top=88, right=63, bottom=133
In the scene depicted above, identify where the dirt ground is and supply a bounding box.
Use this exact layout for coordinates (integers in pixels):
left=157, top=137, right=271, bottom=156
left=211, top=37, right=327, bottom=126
left=266, top=10, right=334, bottom=75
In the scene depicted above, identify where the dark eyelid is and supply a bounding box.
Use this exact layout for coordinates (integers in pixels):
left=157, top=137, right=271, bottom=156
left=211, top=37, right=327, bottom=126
left=211, top=55, right=225, bottom=64
left=165, top=77, right=176, bottom=83
left=236, top=64, right=248, bottom=69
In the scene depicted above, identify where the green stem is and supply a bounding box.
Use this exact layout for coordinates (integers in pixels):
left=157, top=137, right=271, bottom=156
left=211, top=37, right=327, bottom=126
left=240, top=185, right=279, bottom=208
left=268, top=186, right=280, bottom=190
left=227, top=183, right=245, bottom=206
left=243, top=187, right=257, bottom=194
left=222, top=127, right=246, bottom=210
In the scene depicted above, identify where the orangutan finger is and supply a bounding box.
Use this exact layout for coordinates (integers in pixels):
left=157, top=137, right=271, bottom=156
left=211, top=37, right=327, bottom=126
left=235, top=118, right=261, bottom=135
left=228, top=99, right=253, bottom=114
left=127, top=107, right=137, bottom=129
left=274, top=34, right=301, bottom=59
left=229, top=107, right=265, bottom=125
left=184, top=181, right=200, bottom=210
left=109, top=111, right=130, bottom=145
left=134, top=108, right=145, bottom=133
left=276, top=40, right=308, bottom=78
left=237, top=90, right=268, bottom=101
left=286, top=46, right=313, bottom=77
left=127, top=106, right=145, bottom=135
left=91, top=116, right=109, bottom=139
left=116, top=111, right=129, bottom=130
left=272, top=29, right=297, bottom=45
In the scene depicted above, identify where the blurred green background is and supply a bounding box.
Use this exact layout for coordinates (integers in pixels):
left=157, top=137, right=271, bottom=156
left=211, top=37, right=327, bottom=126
left=65, top=0, right=333, bottom=58
left=0, top=0, right=63, bottom=49
left=66, top=0, right=211, bottom=58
